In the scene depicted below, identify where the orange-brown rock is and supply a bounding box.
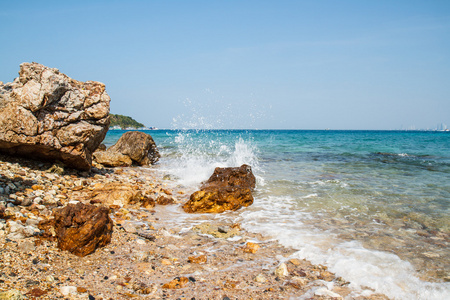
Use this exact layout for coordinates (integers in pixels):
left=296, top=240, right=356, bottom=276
left=162, top=277, right=189, bottom=289
left=188, top=254, right=207, bottom=264
left=243, top=242, right=260, bottom=253
left=26, top=288, right=47, bottom=297
left=183, top=164, right=256, bottom=213
left=156, top=195, right=175, bottom=205
left=52, top=202, right=113, bottom=257
left=184, top=186, right=254, bottom=213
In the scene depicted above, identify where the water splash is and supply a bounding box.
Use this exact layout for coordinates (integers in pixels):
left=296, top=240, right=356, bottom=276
left=159, top=130, right=260, bottom=187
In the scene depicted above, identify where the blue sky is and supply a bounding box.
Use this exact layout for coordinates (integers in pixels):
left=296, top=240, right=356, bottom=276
left=1, top=0, right=449, bottom=129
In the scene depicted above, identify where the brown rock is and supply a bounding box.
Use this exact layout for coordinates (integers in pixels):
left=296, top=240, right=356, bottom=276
left=184, top=186, right=254, bottom=213
left=156, top=195, right=175, bottom=205
left=0, top=205, right=5, bottom=219
left=188, top=254, right=207, bottom=264
left=243, top=242, right=260, bottom=253
left=0, top=62, right=110, bottom=170
left=94, top=131, right=160, bottom=167
left=132, top=282, right=156, bottom=294
left=183, top=164, right=256, bottom=213
left=27, top=288, right=47, bottom=297
left=319, top=270, right=335, bottom=281
left=289, top=258, right=302, bottom=266
left=52, top=202, right=113, bottom=257
left=204, top=164, right=256, bottom=189
left=76, top=287, right=88, bottom=293
left=162, top=277, right=189, bottom=289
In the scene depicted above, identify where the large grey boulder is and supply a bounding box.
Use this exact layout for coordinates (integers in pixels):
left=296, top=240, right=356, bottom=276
left=0, top=62, right=110, bottom=170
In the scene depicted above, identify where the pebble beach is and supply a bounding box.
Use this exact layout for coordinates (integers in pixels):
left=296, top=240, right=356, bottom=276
left=0, top=153, right=390, bottom=300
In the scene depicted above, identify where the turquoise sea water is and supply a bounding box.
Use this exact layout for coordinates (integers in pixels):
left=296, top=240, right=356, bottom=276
left=105, top=130, right=450, bottom=299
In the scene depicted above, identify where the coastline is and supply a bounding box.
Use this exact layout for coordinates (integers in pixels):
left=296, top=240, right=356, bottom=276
left=0, top=154, right=389, bottom=299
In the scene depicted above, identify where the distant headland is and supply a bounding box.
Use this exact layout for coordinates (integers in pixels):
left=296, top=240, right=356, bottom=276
left=109, top=114, right=156, bottom=130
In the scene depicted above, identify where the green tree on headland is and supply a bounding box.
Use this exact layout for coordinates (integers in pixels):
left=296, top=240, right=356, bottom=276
left=110, top=114, right=144, bottom=128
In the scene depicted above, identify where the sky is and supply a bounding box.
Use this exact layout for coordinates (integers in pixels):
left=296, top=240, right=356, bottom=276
left=1, top=0, right=449, bottom=130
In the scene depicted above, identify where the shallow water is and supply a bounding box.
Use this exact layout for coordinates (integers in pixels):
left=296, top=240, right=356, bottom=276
left=105, top=129, right=450, bottom=299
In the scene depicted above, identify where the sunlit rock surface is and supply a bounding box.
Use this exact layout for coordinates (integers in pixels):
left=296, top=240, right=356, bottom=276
left=0, top=62, right=110, bottom=170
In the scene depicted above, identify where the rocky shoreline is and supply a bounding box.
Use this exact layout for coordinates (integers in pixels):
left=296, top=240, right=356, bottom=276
left=0, top=63, right=389, bottom=299
left=0, top=153, right=390, bottom=300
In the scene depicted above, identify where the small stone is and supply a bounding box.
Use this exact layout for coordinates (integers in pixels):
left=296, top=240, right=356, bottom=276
left=25, top=218, right=40, bottom=226
left=122, top=222, right=137, bottom=233
left=18, top=240, right=36, bottom=252
left=243, top=242, right=260, bottom=253
left=319, top=270, right=335, bottom=281
left=162, top=277, right=189, bottom=289
left=289, top=276, right=308, bottom=289
left=33, top=197, right=42, bottom=204
left=188, top=255, right=207, bottom=264
left=26, top=288, right=47, bottom=298
left=314, top=287, right=343, bottom=299
left=423, top=252, right=440, bottom=258
left=289, top=258, right=301, bottom=266
left=7, top=221, right=24, bottom=233
left=77, top=287, right=88, bottom=293
left=32, top=185, right=44, bottom=191
left=22, top=225, right=38, bottom=237
left=136, top=239, right=145, bottom=245
left=161, top=259, right=172, bottom=265
left=255, top=273, right=266, bottom=283
left=60, top=286, right=77, bottom=296
left=156, top=195, right=175, bottom=205
left=274, top=263, right=289, bottom=278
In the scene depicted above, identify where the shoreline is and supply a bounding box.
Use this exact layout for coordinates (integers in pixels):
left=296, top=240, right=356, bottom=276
left=0, top=154, right=389, bottom=299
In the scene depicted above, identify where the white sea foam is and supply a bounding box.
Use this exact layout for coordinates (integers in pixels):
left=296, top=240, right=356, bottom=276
left=161, top=132, right=260, bottom=187
left=301, top=193, right=318, bottom=199
left=238, top=195, right=450, bottom=300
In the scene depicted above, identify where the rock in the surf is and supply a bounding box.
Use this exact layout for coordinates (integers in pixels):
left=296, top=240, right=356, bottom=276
left=93, top=131, right=160, bottom=167
left=183, top=164, right=256, bottom=213
left=0, top=62, right=110, bottom=171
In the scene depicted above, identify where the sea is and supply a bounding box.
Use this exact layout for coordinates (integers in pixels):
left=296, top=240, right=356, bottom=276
left=104, top=129, right=450, bottom=299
